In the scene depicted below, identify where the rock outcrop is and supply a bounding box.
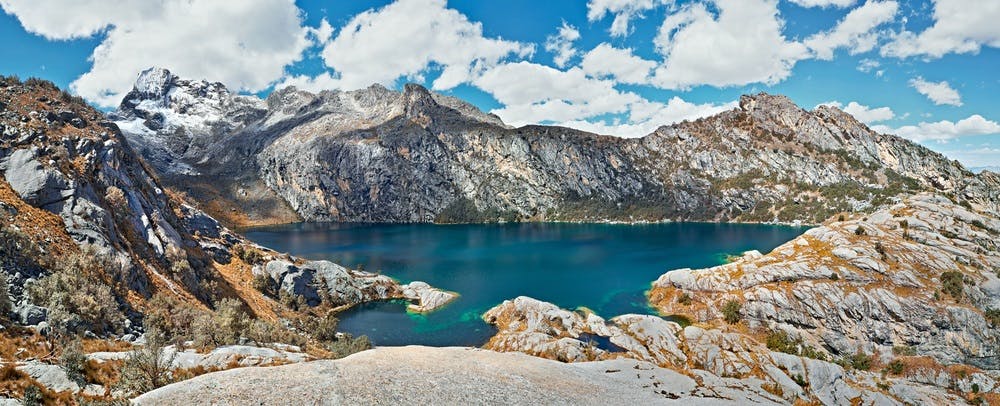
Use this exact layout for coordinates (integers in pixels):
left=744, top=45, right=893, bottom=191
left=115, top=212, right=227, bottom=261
left=650, top=193, right=1000, bottom=370
left=134, top=346, right=794, bottom=405
left=113, top=68, right=990, bottom=226
left=482, top=296, right=983, bottom=405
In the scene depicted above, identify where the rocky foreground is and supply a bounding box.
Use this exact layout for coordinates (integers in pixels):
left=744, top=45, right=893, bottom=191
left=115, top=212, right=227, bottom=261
left=135, top=346, right=790, bottom=405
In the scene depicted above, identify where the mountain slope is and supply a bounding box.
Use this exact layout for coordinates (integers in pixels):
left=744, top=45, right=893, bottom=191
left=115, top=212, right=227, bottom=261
left=114, top=68, right=990, bottom=226
left=0, top=76, right=451, bottom=337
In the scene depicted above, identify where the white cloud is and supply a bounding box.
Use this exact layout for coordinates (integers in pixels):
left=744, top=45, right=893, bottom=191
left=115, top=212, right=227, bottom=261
left=909, top=77, right=962, bottom=106
left=560, top=97, right=735, bottom=137
left=580, top=43, right=656, bottom=84
left=0, top=0, right=314, bottom=108
left=818, top=101, right=895, bottom=123
left=473, top=62, right=642, bottom=125
left=545, top=22, right=581, bottom=68
left=650, top=0, right=810, bottom=90
left=787, top=0, right=857, bottom=8
left=871, top=115, right=1000, bottom=142
left=587, top=0, right=669, bottom=37
left=856, top=58, right=884, bottom=77
left=319, top=0, right=533, bottom=91
left=804, top=0, right=898, bottom=60
left=882, top=0, right=1000, bottom=59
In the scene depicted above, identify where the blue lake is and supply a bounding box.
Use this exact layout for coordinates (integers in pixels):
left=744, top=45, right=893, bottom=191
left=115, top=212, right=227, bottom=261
left=244, top=222, right=805, bottom=347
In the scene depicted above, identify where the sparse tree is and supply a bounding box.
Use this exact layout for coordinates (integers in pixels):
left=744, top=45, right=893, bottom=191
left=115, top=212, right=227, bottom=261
left=116, top=326, right=177, bottom=398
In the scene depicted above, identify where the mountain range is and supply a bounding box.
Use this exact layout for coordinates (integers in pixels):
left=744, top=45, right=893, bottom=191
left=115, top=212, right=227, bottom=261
left=111, top=67, right=996, bottom=228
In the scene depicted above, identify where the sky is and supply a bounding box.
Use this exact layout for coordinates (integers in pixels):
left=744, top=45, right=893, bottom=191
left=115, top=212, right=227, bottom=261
left=0, top=0, right=998, bottom=169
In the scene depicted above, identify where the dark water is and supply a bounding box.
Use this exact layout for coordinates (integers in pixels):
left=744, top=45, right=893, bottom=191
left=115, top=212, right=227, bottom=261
left=243, top=222, right=804, bottom=347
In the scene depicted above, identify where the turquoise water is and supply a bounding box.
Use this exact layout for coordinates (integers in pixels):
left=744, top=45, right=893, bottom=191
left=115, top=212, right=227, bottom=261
left=243, top=222, right=804, bottom=347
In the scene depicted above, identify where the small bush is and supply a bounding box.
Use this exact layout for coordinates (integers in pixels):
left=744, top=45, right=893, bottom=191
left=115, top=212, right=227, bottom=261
left=846, top=350, right=872, bottom=371
left=144, top=292, right=203, bottom=343
left=765, top=331, right=800, bottom=354
left=940, top=271, right=965, bottom=300
left=677, top=292, right=692, bottom=306
left=21, top=384, right=42, bottom=406
left=0, top=272, right=10, bottom=322
left=27, top=249, right=125, bottom=335
left=233, top=245, right=264, bottom=264
left=60, top=340, right=88, bottom=387
left=116, top=327, right=177, bottom=398
left=721, top=300, right=742, bottom=324
left=791, top=373, right=808, bottom=388
left=303, top=312, right=340, bottom=342
left=984, top=308, right=1000, bottom=327
left=884, top=359, right=904, bottom=375
left=251, top=274, right=276, bottom=297
left=854, top=226, right=866, bottom=236
left=192, top=298, right=249, bottom=348
left=874, top=242, right=886, bottom=258
left=327, top=334, right=371, bottom=359
left=892, top=345, right=916, bottom=356
left=837, top=214, right=846, bottom=222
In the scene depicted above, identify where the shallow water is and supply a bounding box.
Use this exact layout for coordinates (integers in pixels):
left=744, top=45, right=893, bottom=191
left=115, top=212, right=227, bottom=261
left=244, top=222, right=804, bottom=346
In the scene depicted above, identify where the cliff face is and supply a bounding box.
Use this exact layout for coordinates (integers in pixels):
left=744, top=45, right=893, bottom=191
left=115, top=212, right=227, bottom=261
left=114, top=68, right=986, bottom=226
left=0, top=77, right=452, bottom=335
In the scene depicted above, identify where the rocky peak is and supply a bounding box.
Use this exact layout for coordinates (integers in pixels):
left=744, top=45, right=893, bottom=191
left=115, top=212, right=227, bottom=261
left=130, top=67, right=176, bottom=102
left=401, top=83, right=439, bottom=120
left=738, top=92, right=800, bottom=114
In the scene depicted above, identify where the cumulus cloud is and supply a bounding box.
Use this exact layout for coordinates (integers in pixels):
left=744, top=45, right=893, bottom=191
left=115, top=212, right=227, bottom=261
left=818, top=101, right=895, bottom=123
left=545, top=22, right=581, bottom=68
left=580, top=44, right=656, bottom=84
left=319, top=0, right=533, bottom=91
left=787, top=0, right=857, bottom=8
left=650, top=0, right=810, bottom=90
left=909, top=77, right=962, bottom=106
left=882, top=0, right=1000, bottom=59
left=473, top=62, right=643, bottom=125
left=804, top=0, right=898, bottom=60
left=0, top=0, right=313, bottom=108
left=587, top=0, right=669, bottom=37
left=871, top=115, right=1000, bottom=142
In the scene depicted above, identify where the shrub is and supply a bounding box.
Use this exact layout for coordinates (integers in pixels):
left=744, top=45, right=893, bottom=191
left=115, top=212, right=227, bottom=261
left=21, top=384, right=42, bottom=406
left=884, top=359, right=904, bottom=375
left=721, top=300, right=742, bottom=324
left=27, top=249, right=124, bottom=335
left=791, top=373, right=808, bottom=388
left=874, top=242, right=886, bottom=258
left=192, top=298, right=249, bottom=348
left=677, top=292, right=692, bottom=306
left=892, top=345, right=916, bottom=356
left=984, top=308, right=1000, bottom=327
left=854, top=226, right=866, bottom=236
left=233, top=245, right=264, bottom=264
left=940, top=271, right=965, bottom=300
left=304, top=312, right=340, bottom=342
left=327, top=334, right=371, bottom=359
left=251, top=274, right=276, bottom=297
left=846, top=350, right=872, bottom=371
left=143, top=292, right=203, bottom=343
left=0, top=272, right=10, bottom=322
left=116, top=327, right=177, bottom=398
left=837, top=214, right=846, bottom=222
left=765, top=331, right=800, bottom=354
left=60, top=340, right=88, bottom=387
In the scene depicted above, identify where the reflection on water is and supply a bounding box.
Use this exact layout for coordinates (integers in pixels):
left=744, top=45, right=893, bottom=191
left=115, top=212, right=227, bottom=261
left=244, top=222, right=805, bottom=346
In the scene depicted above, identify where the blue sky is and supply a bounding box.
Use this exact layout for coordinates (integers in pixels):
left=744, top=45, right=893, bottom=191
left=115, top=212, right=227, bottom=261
left=1, top=0, right=998, bottom=168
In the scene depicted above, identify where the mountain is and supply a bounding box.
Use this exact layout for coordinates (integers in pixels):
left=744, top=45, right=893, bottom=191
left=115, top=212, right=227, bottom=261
left=114, top=68, right=994, bottom=227
left=971, top=166, right=1000, bottom=174
left=0, top=76, right=450, bottom=338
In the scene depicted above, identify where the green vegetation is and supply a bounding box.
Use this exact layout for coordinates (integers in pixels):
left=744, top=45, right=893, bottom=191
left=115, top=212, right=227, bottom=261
left=115, top=327, right=177, bottom=398
left=984, top=308, right=1000, bottom=327
left=940, top=271, right=965, bottom=300
left=843, top=350, right=872, bottom=371
left=884, top=359, right=905, bottom=375
left=233, top=244, right=265, bottom=264
left=59, top=340, right=88, bottom=388
left=327, top=334, right=372, bottom=359
left=677, top=292, right=692, bottom=306
left=892, top=345, right=916, bottom=356
left=435, top=197, right=520, bottom=223
left=765, top=331, right=799, bottom=354
left=854, top=225, right=866, bottom=236
left=27, top=249, right=125, bottom=335
left=721, top=300, right=742, bottom=324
